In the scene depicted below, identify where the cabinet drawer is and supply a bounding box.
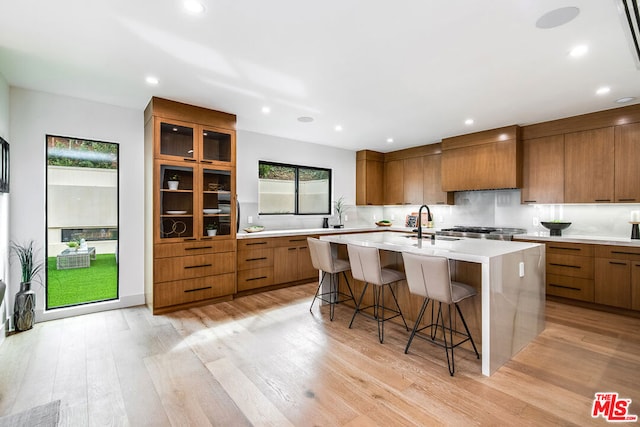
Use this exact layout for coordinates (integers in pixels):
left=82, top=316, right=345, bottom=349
left=272, top=235, right=317, bottom=248
left=155, top=240, right=236, bottom=258
left=546, top=242, right=594, bottom=257
left=237, top=267, right=274, bottom=291
left=154, top=253, right=236, bottom=282
left=547, top=274, right=594, bottom=302
left=154, top=273, right=235, bottom=308
left=237, top=248, right=273, bottom=270
left=547, top=253, right=594, bottom=278
left=237, top=238, right=276, bottom=250
left=595, top=245, right=640, bottom=261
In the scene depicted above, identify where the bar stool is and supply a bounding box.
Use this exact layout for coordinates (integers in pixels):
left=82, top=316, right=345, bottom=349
left=346, top=244, right=409, bottom=343
left=401, top=252, right=480, bottom=376
left=307, top=237, right=356, bottom=321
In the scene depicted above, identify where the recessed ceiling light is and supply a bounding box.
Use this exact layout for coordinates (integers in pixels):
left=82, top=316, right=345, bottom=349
left=536, top=7, right=580, bottom=29
left=616, top=97, right=636, bottom=103
left=386, top=138, right=394, bottom=144
left=183, top=0, right=205, bottom=14
left=465, top=119, right=474, bottom=125
left=569, top=45, right=588, bottom=57
left=145, top=76, right=159, bottom=85
left=334, top=125, right=343, bottom=132
left=596, top=86, right=611, bottom=95
left=261, top=106, right=271, bottom=114
left=297, top=116, right=314, bottom=123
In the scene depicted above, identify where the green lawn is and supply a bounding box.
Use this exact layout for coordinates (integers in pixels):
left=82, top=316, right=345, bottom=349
left=47, top=254, right=118, bottom=308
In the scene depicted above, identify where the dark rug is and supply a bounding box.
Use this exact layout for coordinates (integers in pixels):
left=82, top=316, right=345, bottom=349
left=0, top=400, right=60, bottom=427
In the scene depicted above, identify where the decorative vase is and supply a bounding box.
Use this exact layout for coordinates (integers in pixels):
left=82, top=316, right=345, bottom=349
left=14, top=281, right=36, bottom=331
left=207, top=229, right=217, bottom=236
left=168, top=181, right=179, bottom=190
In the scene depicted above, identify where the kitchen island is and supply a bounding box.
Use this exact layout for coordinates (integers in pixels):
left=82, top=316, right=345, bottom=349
left=320, top=231, right=545, bottom=376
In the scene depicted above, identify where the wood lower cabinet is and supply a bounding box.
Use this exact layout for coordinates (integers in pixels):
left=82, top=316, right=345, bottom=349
left=273, top=236, right=317, bottom=284
left=545, top=242, right=594, bottom=302
left=237, top=238, right=275, bottom=292
left=238, top=234, right=317, bottom=293
left=564, top=127, right=614, bottom=203
left=521, top=135, right=564, bottom=204
left=595, top=245, right=640, bottom=309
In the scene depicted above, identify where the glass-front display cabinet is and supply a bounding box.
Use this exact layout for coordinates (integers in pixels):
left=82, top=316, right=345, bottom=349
left=158, top=163, right=194, bottom=241
left=156, top=120, right=234, bottom=165
left=201, top=168, right=234, bottom=238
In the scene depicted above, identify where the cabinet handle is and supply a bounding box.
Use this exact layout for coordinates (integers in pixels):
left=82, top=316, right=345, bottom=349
left=183, top=238, right=197, bottom=241
left=609, top=261, right=627, bottom=265
left=246, top=276, right=268, bottom=281
left=247, top=241, right=267, bottom=246
left=523, top=200, right=537, bottom=203
left=548, top=246, right=580, bottom=251
left=201, top=160, right=213, bottom=164
left=201, top=237, right=213, bottom=240
left=618, top=198, right=636, bottom=202
left=289, top=239, right=306, bottom=242
left=549, top=263, right=581, bottom=269
left=183, top=158, right=197, bottom=162
left=594, top=199, right=610, bottom=202
left=246, top=257, right=267, bottom=261
left=611, top=251, right=640, bottom=256
left=288, top=247, right=296, bottom=251
left=184, top=286, right=212, bottom=293
left=184, top=263, right=212, bottom=269
left=549, top=283, right=581, bottom=291
left=185, top=246, right=213, bottom=251
left=299, top=247, right=307, bottom=250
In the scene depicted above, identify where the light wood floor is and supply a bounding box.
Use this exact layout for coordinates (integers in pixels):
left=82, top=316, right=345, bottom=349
left=1, top=282, right=639, bottom=426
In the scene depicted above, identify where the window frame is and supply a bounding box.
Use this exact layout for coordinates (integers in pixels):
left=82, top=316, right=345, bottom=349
left=258, top=160, right=332, bottom=215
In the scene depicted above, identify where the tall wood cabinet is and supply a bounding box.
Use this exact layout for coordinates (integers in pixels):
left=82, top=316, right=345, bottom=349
left=144, top=97, right=237, bottom=314
left=614, top=123, right=640, bottom=203
left=521, top=135, right=564, bottom=204
left=355, top=150, right=384, bottom=205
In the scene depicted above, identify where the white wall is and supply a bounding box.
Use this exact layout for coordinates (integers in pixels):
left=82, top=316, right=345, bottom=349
left=9, top=88, right=145, bottom=323
left=0, top=73, right=9, bottom=343
left=236, top=130, right=357, bottom=230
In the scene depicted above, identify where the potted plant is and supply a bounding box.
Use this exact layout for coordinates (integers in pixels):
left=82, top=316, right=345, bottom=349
left=167, top=173, right=180, bottom=190
left=10, top=240, right=44, bottom=331
left=67, top=240, right=79, bottom=251
left=334, top=196, right=346, bottom=228
left=206, top=223, right=217, bottom=236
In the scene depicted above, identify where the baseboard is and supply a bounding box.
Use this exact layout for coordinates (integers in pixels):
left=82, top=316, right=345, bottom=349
left=35, top=293, right=146, bottom=323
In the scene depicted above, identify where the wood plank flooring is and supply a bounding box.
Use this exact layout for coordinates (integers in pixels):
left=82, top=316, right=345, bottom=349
left=1, top=282, right=639, bottom=426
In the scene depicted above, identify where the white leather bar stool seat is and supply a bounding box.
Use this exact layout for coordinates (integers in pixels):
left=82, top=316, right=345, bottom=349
left=346, top=243, right=409, bottom=343
left=307, top=237, right=355, bottom=321
left=402, top=252, right=480, bottom=375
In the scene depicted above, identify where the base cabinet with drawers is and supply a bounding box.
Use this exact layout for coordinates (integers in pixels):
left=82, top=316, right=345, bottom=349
left=237, top=234, right=318, bottom=293
left=595, top=245, right=640, bottom=309
left=545, top=242, right=594, bottom=302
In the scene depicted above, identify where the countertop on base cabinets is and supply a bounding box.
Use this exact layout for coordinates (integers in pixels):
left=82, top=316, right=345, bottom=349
left=236, top=225, right=429, bottom=239
left=515, top=233, right=640, bottom=247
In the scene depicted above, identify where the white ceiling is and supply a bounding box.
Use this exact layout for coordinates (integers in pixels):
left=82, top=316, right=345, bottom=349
left=0, top=0, right=638, bottom=152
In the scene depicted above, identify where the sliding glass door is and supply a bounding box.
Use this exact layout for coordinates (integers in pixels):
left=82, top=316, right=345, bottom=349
left=45, top=135, right=119, bottom=309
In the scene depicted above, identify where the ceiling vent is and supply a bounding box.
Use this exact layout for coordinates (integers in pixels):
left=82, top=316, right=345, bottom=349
left=619, top=0, right=640, bottom=68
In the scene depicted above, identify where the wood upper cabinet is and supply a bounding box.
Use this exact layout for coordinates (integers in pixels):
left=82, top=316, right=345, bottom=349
left=423, top=153, right=454, bottom=205
left=521, top=135, right=564, bottom=204
left=441, top=125, right=522, bottom=191
left=384, top=159, right=404, bottom=205
left=403, top=157, right=423, bottom=205
left=356, top=150, right=384, bottom=206
left=564, top=127, right=614, bottom=203
left=614, top=123, right=640, bottom=203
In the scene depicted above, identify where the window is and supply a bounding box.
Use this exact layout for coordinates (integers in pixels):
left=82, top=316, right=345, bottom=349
left=258, top=161, right=331, bottom=215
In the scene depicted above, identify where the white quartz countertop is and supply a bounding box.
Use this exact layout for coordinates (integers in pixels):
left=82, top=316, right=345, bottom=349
left=320, top=231, right=542, bottom=263
left=236, top=225, right=424, bottom=239
left=515, top=233, right=640, bottom=247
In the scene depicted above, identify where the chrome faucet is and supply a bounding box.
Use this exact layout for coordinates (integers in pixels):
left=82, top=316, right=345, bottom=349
left=417, top=204, right=432, bottom=240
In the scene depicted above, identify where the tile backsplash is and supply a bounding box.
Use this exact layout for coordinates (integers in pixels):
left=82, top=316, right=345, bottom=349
left=239, top=189, right=640, bottom=238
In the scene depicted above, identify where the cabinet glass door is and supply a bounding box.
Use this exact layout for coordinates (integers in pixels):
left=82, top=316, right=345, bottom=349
left=160, top=122, right=195, bottom=159
left=160, top=165, right=194, bottom=240
left=202, top=129, right=231, bottom=163
left=202, top=168, right=233, bottom=237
